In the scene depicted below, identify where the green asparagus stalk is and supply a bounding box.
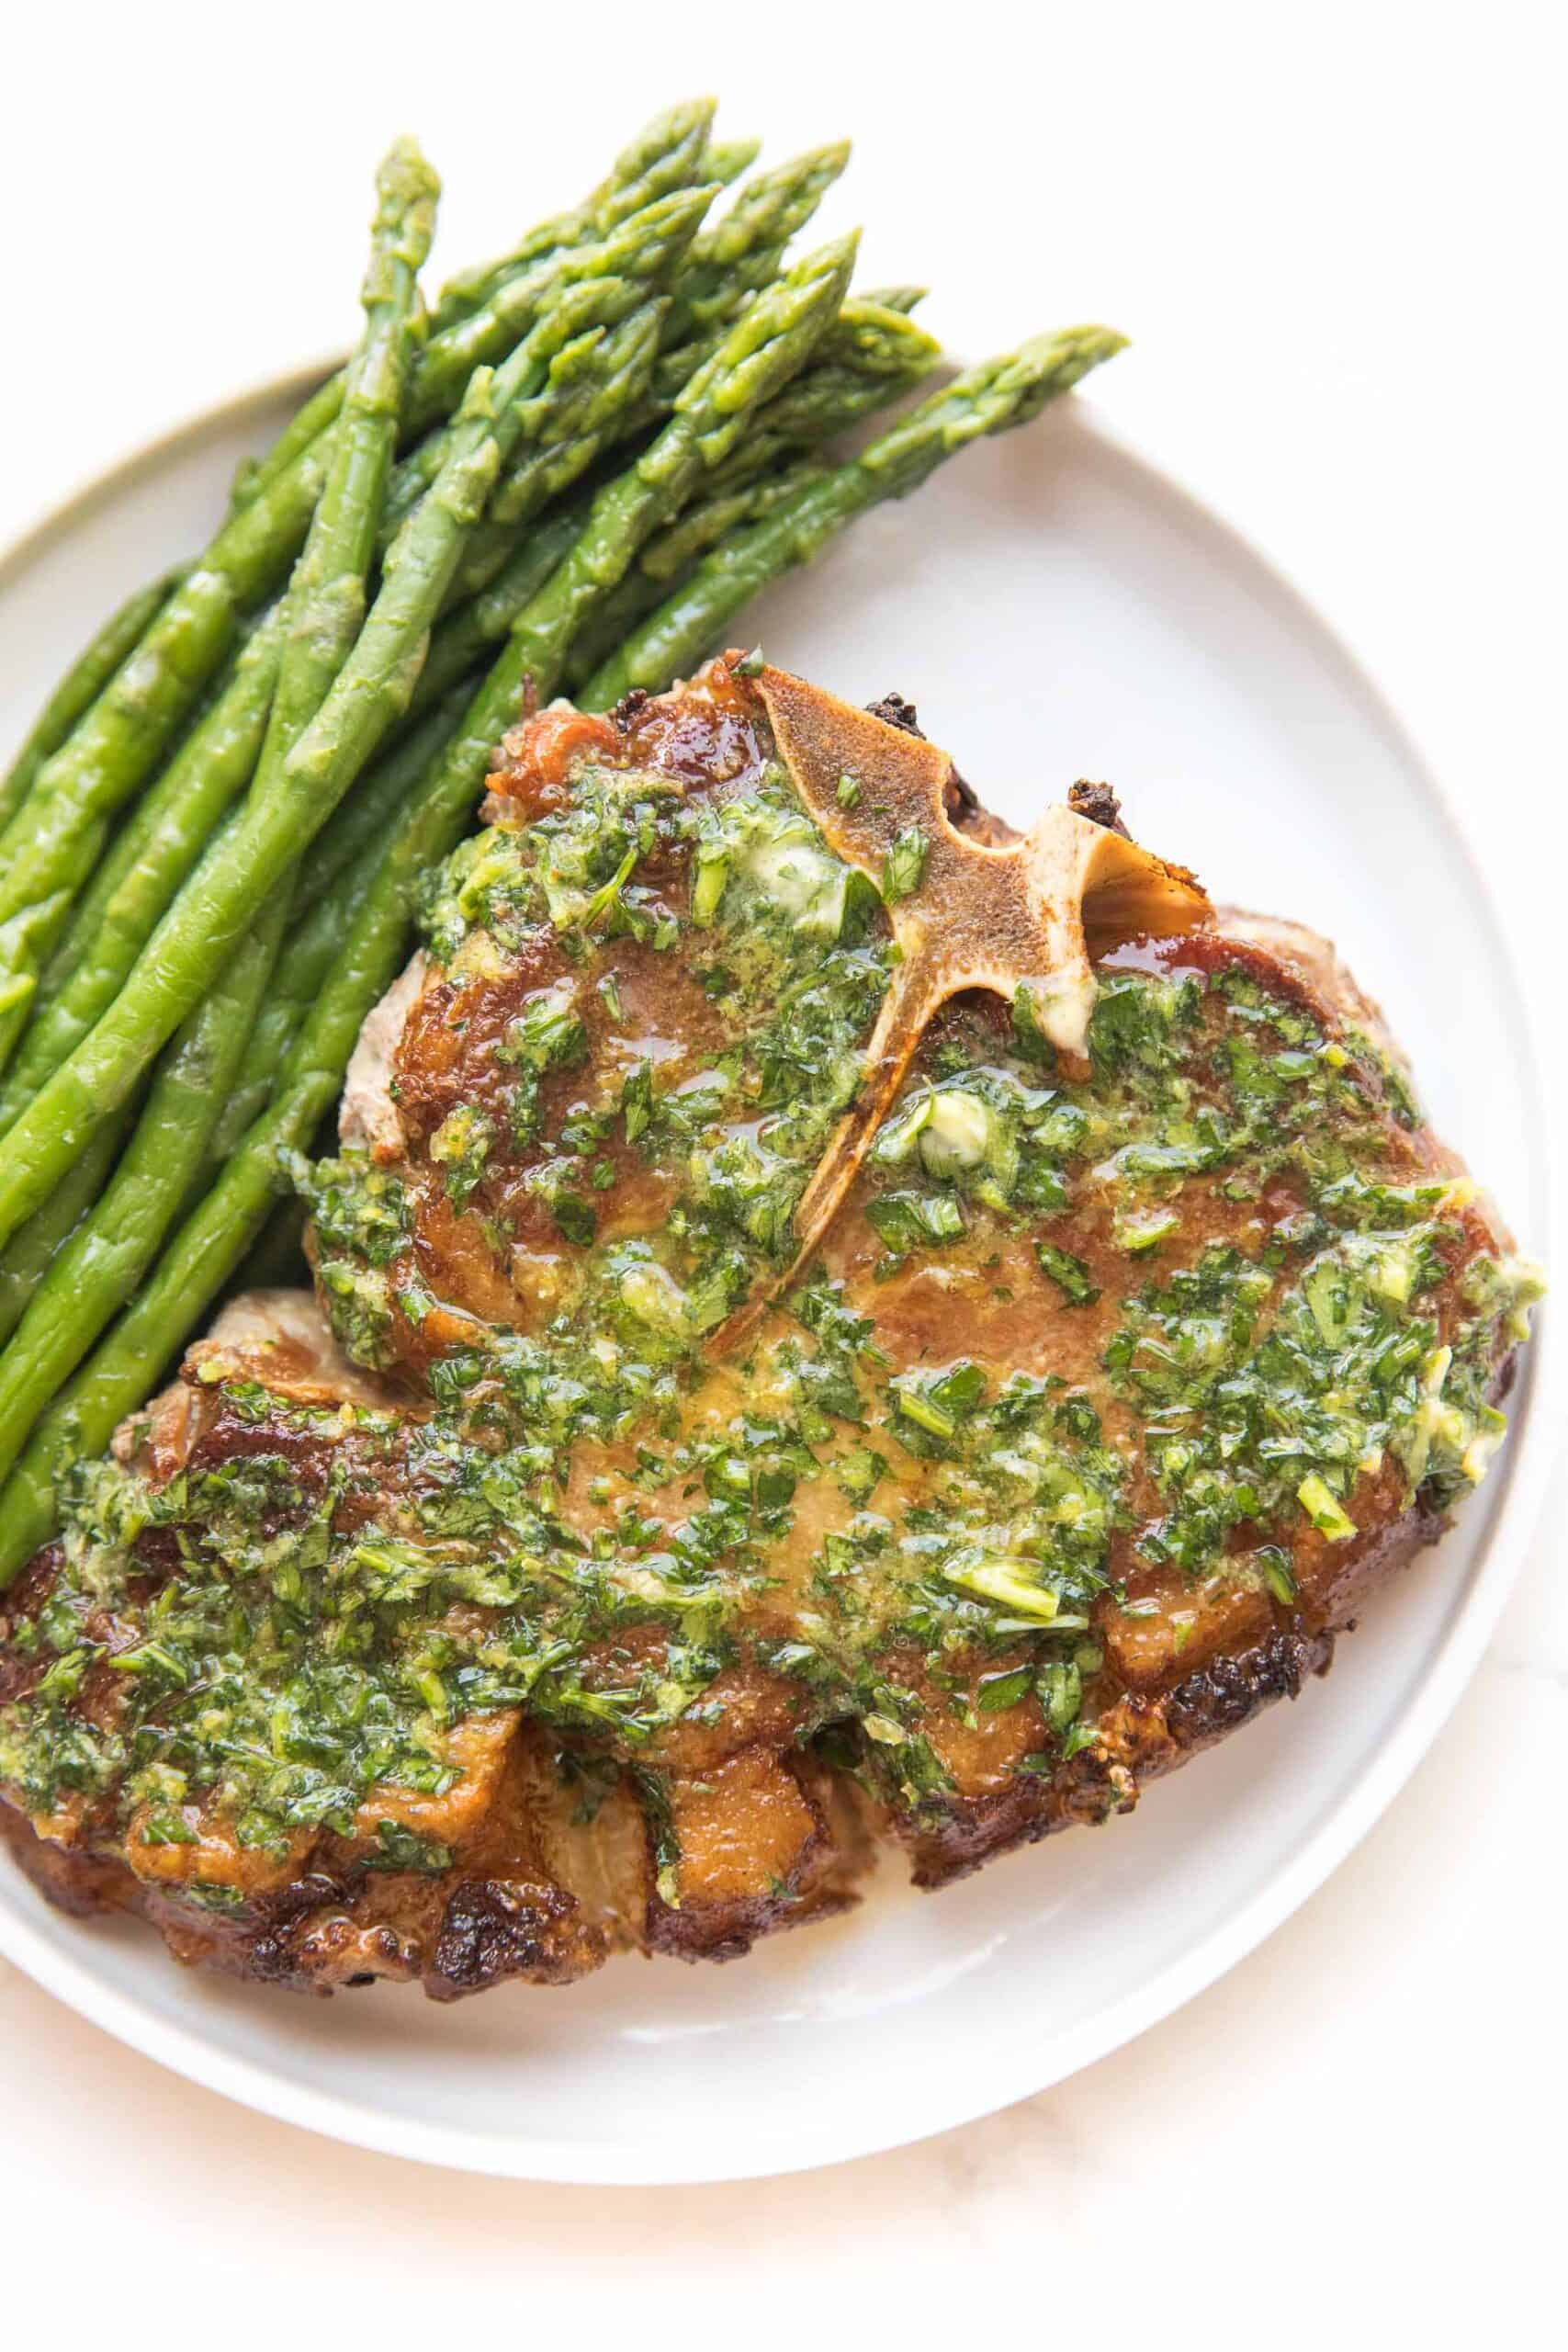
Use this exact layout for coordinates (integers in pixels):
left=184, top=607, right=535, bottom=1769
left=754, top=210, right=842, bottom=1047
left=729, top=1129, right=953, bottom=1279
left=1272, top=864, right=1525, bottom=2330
left=352, top=194, right=706, bottom=589
left=406, top=146, right=851, bottom=630
left=434, top=269, right=908, bottom=632
left=0, top=571, right=181, bottom=833
left=660, top=297, right=941, bottom=520
left=459, top=289, right=922, bottom=638
left=0, top=1115, right=131, bottom=1348
left=243, top=181, right=705, bottom=567
left=202, top=685, right=476, bottom=1178
left=401, top=506, right=590, bottom=726
left=581, top=324, right=1128, bottom=706
left=260, top=139, right=439, bottom=781
left=399, top=184, right=713, bottom=443
left=562, top=458, right=831, bottom=688
left=187, top=136, right=442, bottom=1175
left=232, top=101, right=717, bottom=507
left=11, top=267, right=906, bottom=1140
left=204, top=885, right=375, bottom=1175
left=288, top=685, right=475, bottom=918
left=0, top=895, right=289, bottom=1488
left=639, top=459, right=833, bottom=582
left=433, top=307, right=669, bottom=614
left=0, top=886, right=91, bottom=1085
left=436, top=296, right=939, bottom=701
left=0, top=622, right=281, bottom=1136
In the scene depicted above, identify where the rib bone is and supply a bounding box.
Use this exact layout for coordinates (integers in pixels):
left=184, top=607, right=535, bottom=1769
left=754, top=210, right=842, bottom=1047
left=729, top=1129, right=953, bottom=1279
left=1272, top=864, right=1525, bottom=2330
left=727, top=665, right=1214, bottom=1341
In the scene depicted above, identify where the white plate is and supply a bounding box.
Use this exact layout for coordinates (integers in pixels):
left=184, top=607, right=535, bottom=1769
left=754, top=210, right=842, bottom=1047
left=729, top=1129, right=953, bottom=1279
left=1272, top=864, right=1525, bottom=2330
left=0, top=373, right=1556, bottom=2184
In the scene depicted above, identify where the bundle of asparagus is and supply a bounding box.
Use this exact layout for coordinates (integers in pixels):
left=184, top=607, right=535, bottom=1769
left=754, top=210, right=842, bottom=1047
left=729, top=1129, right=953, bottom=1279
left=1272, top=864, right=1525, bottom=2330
left=0, top=100, right=1124, bottom=1582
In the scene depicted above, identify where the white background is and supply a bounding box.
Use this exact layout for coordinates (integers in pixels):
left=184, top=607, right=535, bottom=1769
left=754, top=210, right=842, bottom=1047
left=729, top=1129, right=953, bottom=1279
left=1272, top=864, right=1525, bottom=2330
left=1, top=0, right=1563, bottom=2337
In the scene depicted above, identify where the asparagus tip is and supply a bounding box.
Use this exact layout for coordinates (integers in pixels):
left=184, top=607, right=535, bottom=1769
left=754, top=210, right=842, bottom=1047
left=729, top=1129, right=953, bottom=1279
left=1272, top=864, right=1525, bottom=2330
left=375, top=135, right=442, bottom=221
left=704, top=134, right=762, bottom=185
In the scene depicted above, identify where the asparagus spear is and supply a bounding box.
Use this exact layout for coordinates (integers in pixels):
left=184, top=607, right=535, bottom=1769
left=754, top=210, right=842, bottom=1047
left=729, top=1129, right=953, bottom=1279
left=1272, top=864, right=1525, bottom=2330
left=0, top=895, right=289, bottom=1487
left=0, top=571, right=181, bottom=833
left=661, top=296, right=941, bottom=521
left=0, top=1113, right=133, bottom=1347
left=6, top=348, right=608, bottom=1138
left=262, top=138, right=440, bottom=773
left=311, top=187, right=707, bottom=578
left=0, top=450, right=325, bottom=929
left=0, top=135, right=436, bottom=1109
left=400, top=184, right=712, bottom=448
left=201, top=684, right=478, bottom=1179
left=0, top=888, right=88, bottom=1082
left=400, top=143, right=852, bottom=629
left=404, top=237, right=860, bottom=743
left=581, top=325, right=1128, bottom=706
left=562, top=458, right=830, bottom=688
left=11, top=272, right=912, bottom=1148
left=400, top=505, right=590, bottom=725
left=431, top=296, right=938, bottom=702
left=288, top=685, right=475, bottom=918
left=233, top=100, right=717, bottom=506
left=0, top=622, right=280, bottom=1135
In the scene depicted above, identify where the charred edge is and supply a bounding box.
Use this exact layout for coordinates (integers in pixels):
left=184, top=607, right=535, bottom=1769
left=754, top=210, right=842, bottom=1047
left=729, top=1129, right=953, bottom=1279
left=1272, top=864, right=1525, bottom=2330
left=1066, top=778, right=1129, bottom=837
left=899, top=1625, right=1337, bottom=1891
left=428, top=1874, right=600, bottom=2000
left=864, top=688, right=983, bottom=828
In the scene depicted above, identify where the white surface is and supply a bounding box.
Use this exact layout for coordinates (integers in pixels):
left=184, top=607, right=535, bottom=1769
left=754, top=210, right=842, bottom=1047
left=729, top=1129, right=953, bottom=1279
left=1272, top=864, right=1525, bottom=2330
left=1, top=0, right=1563, bottom=2324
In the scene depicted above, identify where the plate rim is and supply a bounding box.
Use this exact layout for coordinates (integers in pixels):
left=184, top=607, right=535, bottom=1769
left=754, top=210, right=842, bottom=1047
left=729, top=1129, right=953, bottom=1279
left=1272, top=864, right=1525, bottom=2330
left=0, top=365, right=1558, bottom=2185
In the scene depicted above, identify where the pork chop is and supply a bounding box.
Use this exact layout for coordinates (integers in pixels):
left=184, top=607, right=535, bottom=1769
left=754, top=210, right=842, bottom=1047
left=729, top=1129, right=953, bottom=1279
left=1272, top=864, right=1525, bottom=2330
left=0, top=657, right=1540, bottom=1995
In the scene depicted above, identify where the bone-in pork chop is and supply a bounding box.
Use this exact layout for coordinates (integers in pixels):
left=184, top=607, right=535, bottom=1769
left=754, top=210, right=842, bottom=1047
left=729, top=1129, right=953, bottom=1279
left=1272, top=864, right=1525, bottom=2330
left=0, top=657, right=1540, bottom=1995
